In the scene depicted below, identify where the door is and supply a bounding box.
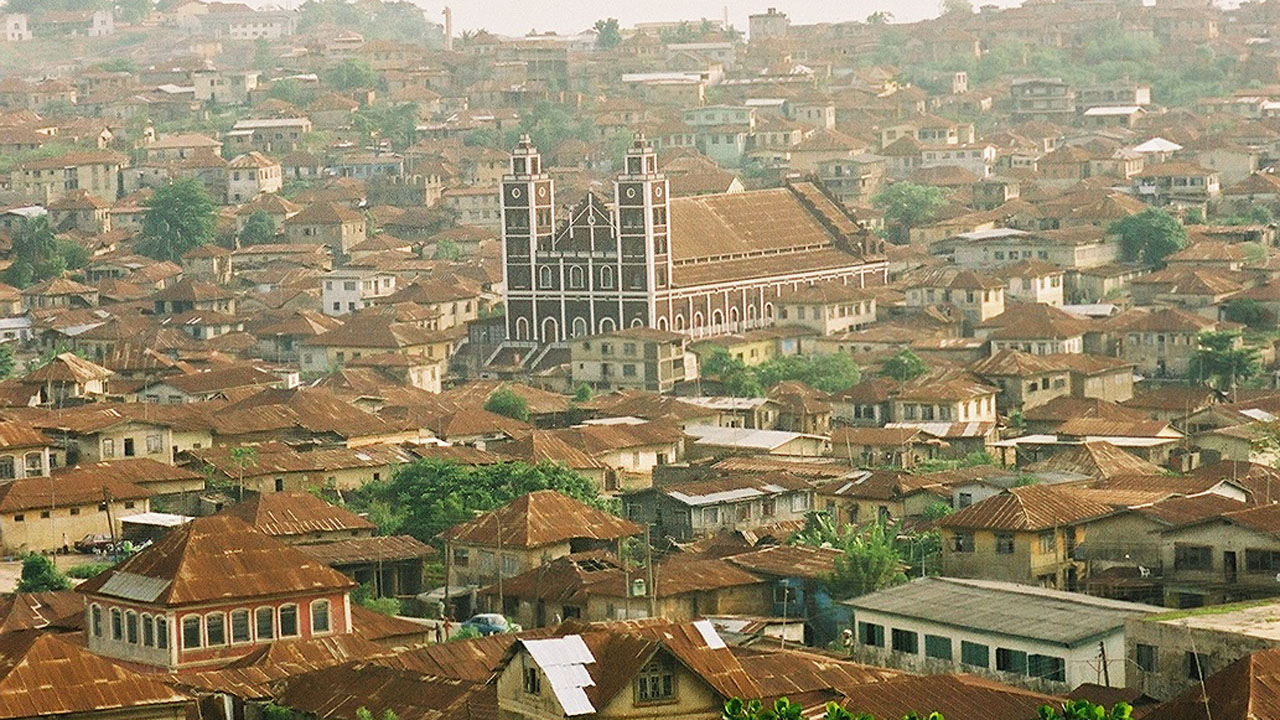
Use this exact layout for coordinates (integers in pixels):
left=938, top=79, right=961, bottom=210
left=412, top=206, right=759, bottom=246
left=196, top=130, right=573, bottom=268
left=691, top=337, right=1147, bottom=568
left=1225, top=551, right=1238, bottom=584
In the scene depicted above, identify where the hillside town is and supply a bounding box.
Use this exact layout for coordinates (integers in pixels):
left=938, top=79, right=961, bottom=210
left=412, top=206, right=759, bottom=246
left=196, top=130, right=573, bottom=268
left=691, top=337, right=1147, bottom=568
left=7, top=0, right=1280, bottom=719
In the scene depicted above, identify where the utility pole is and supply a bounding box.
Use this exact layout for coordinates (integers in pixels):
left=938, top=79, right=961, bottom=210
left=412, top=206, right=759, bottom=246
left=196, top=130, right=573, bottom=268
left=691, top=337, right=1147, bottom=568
left=645, top=525, right=655, bottom=618
left=1099, top=640, right=1110, bottom=686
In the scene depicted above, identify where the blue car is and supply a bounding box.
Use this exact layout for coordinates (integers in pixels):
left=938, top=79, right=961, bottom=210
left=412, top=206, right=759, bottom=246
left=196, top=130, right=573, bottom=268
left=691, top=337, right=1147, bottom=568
left=461, top=613, right=517, bottom=636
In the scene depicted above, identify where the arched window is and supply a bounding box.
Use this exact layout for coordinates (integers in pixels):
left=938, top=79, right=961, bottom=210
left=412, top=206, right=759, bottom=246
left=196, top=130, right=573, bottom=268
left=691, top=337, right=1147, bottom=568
left=538, top=266, right=553, bottom=288
left=747, top=304, right=758, bottom=325
left=598, top=317, right=616, bottom=333
left=764, top=303, right=774, bottom=320
left=279, top=604, right=299, bottom=637
left=729, top=307, right=740, bottom=330
left=255, top=607, right=274, bottom=640
left=568, top=265, right=584, bottom=289
left=631, top=318, right=644, bottom=327
left=181, top=615, right=201, bottom=649
left=541, top=317, right=559, bottom=343
left=156, top=617, right=168, bottom=649
left=90, top=604, right=102, bottom=637
left=514, top=317, right=530, bottom=341
left=674, top=314, right=686, bottom=332
left=599, top=266, right=614, bottom=289
left=711, top=310, right=724, bottom=333
left=693, top=312, right=704, bottom=329
left=311, top=599, right=331, bottom=634
left=126, top=610, right=139, bottom=644
left=656, top=316, right=669, bottom=331
left=142, top=613, right=154, bottom=647
left=230, top=609, right=251, bottom=644
left=572, top=317, right=588, bottom=338
left=205, top=613, right=226, bottom=646
left=110, top=608, right=123, bottom=641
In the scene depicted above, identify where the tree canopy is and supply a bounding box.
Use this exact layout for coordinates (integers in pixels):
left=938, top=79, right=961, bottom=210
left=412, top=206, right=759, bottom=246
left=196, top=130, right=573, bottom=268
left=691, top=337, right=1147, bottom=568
left=239, top=211, right=277, bottom=246
left=17, top=554, right=70, bottom=592
left=299, top=0, right=443, bottom=45
left=594, top=18, right=622, bottom=49
left=880, top=349, right=927, bottom=382
left=1111, top=208, right=1187, bottom=267
left=351, top=459, right=609, bottom=543
left=722, top=698, right=1131, bottom=720
left=1191, top=330, right=1260, bottom=390
left=484, top=387, right=530, bottom=421
left=699, top=347, right=763, bottom=397
left=322, top=58, right=382, bottom=91
left=756, top=354, right=861, bottom=394
left=792, top=515, right=907, bottom=599
left=138, top=178, right=218, bottom=263
left=871, top=183, right=949, bottom=244
left=3, top=215, right=89, bottom=288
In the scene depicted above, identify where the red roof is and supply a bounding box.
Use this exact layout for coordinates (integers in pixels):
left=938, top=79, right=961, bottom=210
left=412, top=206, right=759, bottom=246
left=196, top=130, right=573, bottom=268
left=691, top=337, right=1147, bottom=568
left=439, top=490, right=642, bottom=548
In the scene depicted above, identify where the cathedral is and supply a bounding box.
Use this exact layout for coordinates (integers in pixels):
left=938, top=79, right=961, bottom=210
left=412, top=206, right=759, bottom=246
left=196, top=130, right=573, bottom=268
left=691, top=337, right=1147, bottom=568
left=500, top=134, right=888, bottom=347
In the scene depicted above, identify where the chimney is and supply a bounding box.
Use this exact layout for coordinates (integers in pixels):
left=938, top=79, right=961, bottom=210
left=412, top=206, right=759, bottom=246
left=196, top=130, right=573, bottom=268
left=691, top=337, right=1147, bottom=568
left=443, top=7, right=453, bottom=52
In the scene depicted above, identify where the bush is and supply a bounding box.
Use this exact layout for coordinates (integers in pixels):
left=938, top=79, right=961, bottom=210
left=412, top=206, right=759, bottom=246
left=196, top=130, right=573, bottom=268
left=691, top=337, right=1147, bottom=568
left=66, top=562, right=113, bottom=579
left=17, top=555, right=70, bottom=592
left=484, top=387, right=529, bottom=421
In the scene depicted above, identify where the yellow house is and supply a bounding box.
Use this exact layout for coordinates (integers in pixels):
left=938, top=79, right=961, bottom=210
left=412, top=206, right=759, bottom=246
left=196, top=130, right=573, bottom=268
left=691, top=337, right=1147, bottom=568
left=0, top=468, right=152, bottom=553
left=937, top=485, right=1114, bottom=591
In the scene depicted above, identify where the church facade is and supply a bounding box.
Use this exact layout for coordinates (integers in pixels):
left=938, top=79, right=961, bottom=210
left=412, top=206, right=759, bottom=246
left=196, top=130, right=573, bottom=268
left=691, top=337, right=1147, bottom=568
left=500, top=134, right=888, bottom=347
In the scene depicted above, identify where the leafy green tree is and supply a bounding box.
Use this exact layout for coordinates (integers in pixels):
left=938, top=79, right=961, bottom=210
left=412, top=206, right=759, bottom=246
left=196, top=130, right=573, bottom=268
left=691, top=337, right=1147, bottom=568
left=432, top=239, right=465, bottom=260
left=0, top=345, right=14, bottom=380
left=322, top=58, right=381, bottom=91
left=756, top=354, right=861, bottom=393
left=115, top=0, right=153, bottom=23
left=352, top=582, right=400, bottom=616
left=871, top=182, right=948, bottom=244
left=484, top=387, right=529, bottom=421
left=355, top=708, right=399, bottom=720
left=1224, top=298, right=1272, bottom=328
left=792, top=515, right=907, bottom=599
left=700, top=347, right=763, bottom=397
left=1039, top=701, right=1132, bottom=720
left=267, top=78, right=318, bottom=107
left=354, top=102, right=419, bottom=150
left=939, top=0, right=972, bottom=16
left=353, top=459, right=608, bottom=543
left=17, top=554, right=71, bottom=592
left=299, top=0, right=441, bottom=45
left=1191, top=330, right=1260, bottom=390
left=866, top=11, right=894, bottom=24
left=573, top=383, right=594, bottom=402
left=880, top=349, right=927, bottom=382
left=138, top=178, right=217, bottom=262
left=4, top=216, right=89, bottom=288
left=260, top=703, right=294, bottom=720
left=594, top=18, right=622, bottom=49
left=511, top=101, right=592, bottom=159
left=239, top=211, right=277, bottom=246
left=1111, top=208, right=1187, bottom=267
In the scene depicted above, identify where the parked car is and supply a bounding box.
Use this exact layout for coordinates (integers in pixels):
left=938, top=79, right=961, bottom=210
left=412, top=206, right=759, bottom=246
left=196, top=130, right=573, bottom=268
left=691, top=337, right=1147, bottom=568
left=461, top=613, right=518, bottom=636
left=73, top=534, right=115, bottom=553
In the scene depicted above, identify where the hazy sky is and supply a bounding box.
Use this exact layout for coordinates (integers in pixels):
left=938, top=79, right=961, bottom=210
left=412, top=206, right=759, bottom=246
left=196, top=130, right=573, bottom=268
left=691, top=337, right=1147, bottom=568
left=255, top=1, right=1026, bottom=38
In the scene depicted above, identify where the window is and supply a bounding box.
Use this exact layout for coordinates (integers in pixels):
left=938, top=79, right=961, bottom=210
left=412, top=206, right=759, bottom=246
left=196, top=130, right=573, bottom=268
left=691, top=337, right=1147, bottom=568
left=502, top=554, right=519, bottom=576
left=22, top=453, right=40, bottom=475
left=101, top=438, right=114, bottom=459
left=1135, top=643, right=1158, bottom=673
left=146, top=434, right=163, bottom=454
left=858, top=621, right=885, bottom=647
left=156, top=617, right=168, bottom=649
left=231, top=610, right=251, bottom=644
left=522, top=655, right=541, bottom=694
left=182, top=616, right=201, bottom=649
left=1175, top=544, right=1212, bottom=571
left=995, top=533, right=1015, bottom=555
left=279, top=604, right=299, bottom=637
left=108, top=607, right=123, bottom=640
left=957, top=492, right=972, bottom=508
left=142, top=614, right=154, bottom=647
left=961, top=641, right=988, bottom=668
left=636, top=657, right=676, bottom=703
left=891, top=628, right=919, bottom=654
left=790, top=494, right=809, bottom=512
left=311, top=600, right=331, bottom=633
left=0, top=456, right=13, bottom=480
left=125, top=611, right=139, bottom=644
left=123, top=438, right=135, bottom=457
left=206, top=613, right=226, bottom=646
left=951, top=533, right=974, bottom=553
left=703, top=507, right=720, bottom=525
left=1029, top=654, right=1065, bottom=681
left=452, top=548, right=470, bottom=567
left=256, top=607, right=274, bottom=640
left=762, top=497, right=776, bottom=517
left=1246, top=549, right=1280, bottom=574
left=996, top=648, right=1028, bottom=675
left=924, top=635, right=952, bottom=660
left=1187, top=651, right=1209, bottom=681
left=1039, top=532, right=1055, bottom=554
left=91, top=605, right=102, bottom=637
